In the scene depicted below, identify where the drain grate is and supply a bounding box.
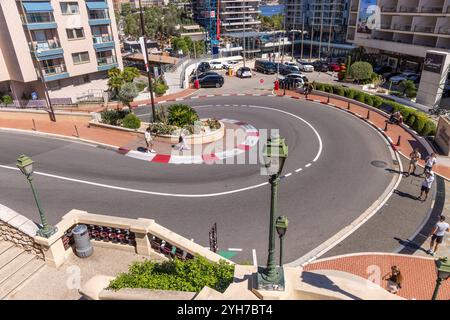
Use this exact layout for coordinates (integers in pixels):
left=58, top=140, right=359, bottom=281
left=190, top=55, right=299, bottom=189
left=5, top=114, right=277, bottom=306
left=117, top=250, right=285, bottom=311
left=371, top=160, right=388, bottom=168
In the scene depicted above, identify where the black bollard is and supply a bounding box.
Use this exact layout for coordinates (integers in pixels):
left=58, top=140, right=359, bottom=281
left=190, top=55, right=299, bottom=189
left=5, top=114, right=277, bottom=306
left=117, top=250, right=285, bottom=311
left=397, top=135, right=401, bottom=146
left=367, top=110, right=370, bottom=119
left=347, top=101, right=351, bottom=110
left=32, top=119, right=36, bottom=131
left=327, top=95, right=330, bottom=103
left=74, top=125, right=79, bottom=137
left=384, top=121, right=388, bottom=131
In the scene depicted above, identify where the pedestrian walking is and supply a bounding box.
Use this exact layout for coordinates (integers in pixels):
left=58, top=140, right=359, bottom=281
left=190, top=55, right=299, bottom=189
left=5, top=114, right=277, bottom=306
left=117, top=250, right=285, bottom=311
left=427, top=215, right=449, bottom=256
left=407, top=148, right=421, bottom=176
left=145, top=128, right=156, bottom=153
left=382, top=266, right=403, bottom=295
left=423, top=153, right=437, bottom=175
left=418, top=171, right=435, bottom=201
left=174, top=129, right=190, bottom=151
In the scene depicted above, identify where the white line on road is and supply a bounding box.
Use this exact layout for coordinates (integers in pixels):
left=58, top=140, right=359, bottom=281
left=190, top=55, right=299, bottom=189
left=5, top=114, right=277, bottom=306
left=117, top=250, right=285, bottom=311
left=252, top=249, right=258, bottom=268
left=305, top=163, right=312, bottom=167
left=295, top=168, right=303, bottom=172
left=0, top=165, right=269, bottom=198
left=284, top=173, right=292, bottom=177
left=228, top=248, right=243, bottom=252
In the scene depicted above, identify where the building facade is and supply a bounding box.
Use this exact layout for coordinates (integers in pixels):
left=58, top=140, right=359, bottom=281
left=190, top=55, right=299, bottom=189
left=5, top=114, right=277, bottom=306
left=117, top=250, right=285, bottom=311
left=0, top=0, right=123, bottom=103
left=284, top=0, right=354, bottom=59
left=347, top=0, right=450, bottom=72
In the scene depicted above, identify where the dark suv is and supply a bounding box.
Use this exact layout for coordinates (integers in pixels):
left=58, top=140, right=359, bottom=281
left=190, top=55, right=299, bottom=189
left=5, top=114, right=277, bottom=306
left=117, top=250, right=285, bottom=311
left=198, top=74, right=224, bottom=88
left=255, top=60, right=277, bottom=74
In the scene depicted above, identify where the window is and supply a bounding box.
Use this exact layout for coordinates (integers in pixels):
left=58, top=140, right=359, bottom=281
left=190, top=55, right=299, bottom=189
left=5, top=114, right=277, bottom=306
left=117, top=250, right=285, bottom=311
left=66, top=28, right=84, bottom=40
left=61, top=2, right=79, bottom=15
left=72, top=51, right=90, bottom=64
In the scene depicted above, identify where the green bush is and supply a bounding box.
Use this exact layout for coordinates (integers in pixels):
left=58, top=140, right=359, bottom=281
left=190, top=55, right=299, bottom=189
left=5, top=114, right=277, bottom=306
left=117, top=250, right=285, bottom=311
left=108, top=256, right=235, bottom=293
left=333, top=86, right=345, bottom=96
left=205, top=118, right=221, bottom=130
left=372, top=96, right=383, bottom=108
left=413, top=114, right=427, bottom=134
left=324, top=84, right=333, bottom=93
left=422, top=121, right=437, bottom=136
left=349, top=61, right=373, bottom=82
left=383, top=100, right=405, bottom=113
left=122, top=113, right=141, bottom=129
left=168, top=104, right=199, bottom=128
left=2, top=95, right=13, bottom=106
left=314, top=82, right=325, bottom=91
left=154, top=81, right=169, bottom=96
left=354, top=92, right=365, bottom=103
left=345, top=88, right=356, bottom=99
left=135, top=81, right=147, bottom=92
left=406, top=113, right=416, bottom=127
left=148, top=122, right=178, bottom=135
left=364, top=95, right=373, bottom=106
left=100, top=109, right=130, bottom=126
left=399, top=108, right=413, bottom=120
left=118, top=82, right=139, bottom=107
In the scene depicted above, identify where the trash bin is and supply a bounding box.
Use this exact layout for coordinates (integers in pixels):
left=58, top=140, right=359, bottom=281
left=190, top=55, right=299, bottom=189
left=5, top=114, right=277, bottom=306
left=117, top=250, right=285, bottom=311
left=228, top=67, right=233, bottom=76
left=194, top=79, right=200, bottom=89
left=72, top=224, right=93, bottom=258
left=274, top=80, right=279, bottom=91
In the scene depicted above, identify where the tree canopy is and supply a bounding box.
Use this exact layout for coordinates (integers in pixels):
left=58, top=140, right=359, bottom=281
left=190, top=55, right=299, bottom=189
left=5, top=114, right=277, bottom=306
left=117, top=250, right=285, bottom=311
left=259, top=14, right=283, bottom=31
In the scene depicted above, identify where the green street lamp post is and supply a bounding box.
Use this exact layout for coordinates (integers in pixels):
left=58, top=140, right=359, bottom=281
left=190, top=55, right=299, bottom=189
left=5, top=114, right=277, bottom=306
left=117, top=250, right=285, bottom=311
left=257, top=135, right=288, bottom=291
left=16, top=155, right=57, bottom=238
left=276, top=216, right=289, bottom=267
left=431, top=257, right=450, bottom=300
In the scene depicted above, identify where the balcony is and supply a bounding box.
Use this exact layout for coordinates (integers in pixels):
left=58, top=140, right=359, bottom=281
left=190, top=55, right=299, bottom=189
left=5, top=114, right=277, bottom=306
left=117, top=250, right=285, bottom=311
left=92, top=35, right=115, bottom=51
left=21, top=13, right=57, bottom=30
left=414, top=25, right=435, bottom=33
left=88, top=10, right=111, bottom=26
left=399, top=6, right=417, bottom=13
left=39, top=64, right=69, bottom=82
left=392, top=24, right=411, bottom=31
left=29, top=39, right=63, bottom=60
left=381, top=6, right=397, bottom=12
left=97, top=56, right=118, bottom=71
left=438, top=26, right=450, bottom=35
left=420, top=6, right=443, bottom=13
left=379, top=24, right=392, bottom=30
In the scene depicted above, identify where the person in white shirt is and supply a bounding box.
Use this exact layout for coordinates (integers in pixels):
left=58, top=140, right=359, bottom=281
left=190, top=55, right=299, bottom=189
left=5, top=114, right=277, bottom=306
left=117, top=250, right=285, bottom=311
left=427, top=216, right=449, bottom=256
left=407, top=148, right=421, bottom=176
left=418, top=171, right=435, bottom=201
left=144, top=128, right=156, bottom=153
left=423, top=153, right=437, bottom=175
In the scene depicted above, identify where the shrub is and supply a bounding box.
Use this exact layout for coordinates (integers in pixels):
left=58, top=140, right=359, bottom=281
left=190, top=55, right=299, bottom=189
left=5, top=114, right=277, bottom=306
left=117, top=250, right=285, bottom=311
left=372, top=96, right=383, bottom=108
left=413, top=114, right=428, bottom=134
left=364, top=95, right=373, bottom=106
left=155, top=106, right=168, bottom=124
left=108, top=256, right=235, bottom=293
left=154, top=81, right=169, bottom=96
left=2, top=95, right=13, bottom=106
left=400, top=108, right=413, bottom=121
left=135, top=81, right=147, bottom=92
left=333, top=86, right=345, bottom=96
left=354, top=91, right=365, bottom=103
left=383, top=100, right=405, bottom=113
left=205, top=118, right=221, bottom=130
left=406, top=113, right=416, bottom=127
left=324, top=84, right=333, bottom=93
left=148, top=122, right=177, bottom=135
left=349, top=61, right=373, bottom=82
left=345, top=88, right=356, bottom=99
left=168, top=104, right=199, bottom=128
left=422, top=121, right=437, bottom=136
left=122, top=113, right=141, bottom=129
left=118, top=82, right=139, bottom=107
left=314, top=82, right=325, bottom=91
left=100, top=109, right=130, bottom=126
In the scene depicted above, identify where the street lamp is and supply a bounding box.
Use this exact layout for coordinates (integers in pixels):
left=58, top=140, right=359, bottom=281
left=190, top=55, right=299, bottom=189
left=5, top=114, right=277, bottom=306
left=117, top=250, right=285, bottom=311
left=432, top=257, right=450, bottom=300
left=257, top=135, right=288, bottom=291
left=16, top=155, right=57, bottom=238
left=276, top=216, right=288, bottom=267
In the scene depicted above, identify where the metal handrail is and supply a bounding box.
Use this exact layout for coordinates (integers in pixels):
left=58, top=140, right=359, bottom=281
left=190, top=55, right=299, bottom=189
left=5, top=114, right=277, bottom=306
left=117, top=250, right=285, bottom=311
left=92, top=35, right=113, bottom=44
left=97, top=56, right=117, bottom=65
left=29, top=39, right=61, bottom=51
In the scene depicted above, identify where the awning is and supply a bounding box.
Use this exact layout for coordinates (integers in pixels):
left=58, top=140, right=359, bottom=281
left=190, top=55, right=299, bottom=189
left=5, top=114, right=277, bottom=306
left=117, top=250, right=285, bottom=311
left=22, top=1, right=53, bottom=13
left=86, top=1, right=108, bottom=10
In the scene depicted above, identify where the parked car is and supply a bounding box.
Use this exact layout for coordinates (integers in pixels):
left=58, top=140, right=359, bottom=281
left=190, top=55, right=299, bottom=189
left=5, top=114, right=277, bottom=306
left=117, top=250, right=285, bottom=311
left=329, top=63, right=341, bottom=72
left=236, top=67, right=252, bottom=78
left=190, top=71, right=219, bottom=83
left=389, top=72, right=420, bottom=84
left=209, top=61, right=224, bottom=70
left=196, top=62, right=211, bottom=73
left=374, top=65, right=393, bottom=75
left=285, top=73, right=309, bottom=83
left=279, top=76, right=304, bottom=89
left=297, top=61, right=314, bottom=72
left=283, top=61, right=300, bottom=71
left=226, top=60, right=239, bottom=66
left=384, top=71, right=402, bottom=81
left=313, top=61, right=329, bottom=72
left=255, top=60, right=277, bottom=74
left=198, top=74, right=224, bottom=88
left=277, top=63, right=300, bottom=76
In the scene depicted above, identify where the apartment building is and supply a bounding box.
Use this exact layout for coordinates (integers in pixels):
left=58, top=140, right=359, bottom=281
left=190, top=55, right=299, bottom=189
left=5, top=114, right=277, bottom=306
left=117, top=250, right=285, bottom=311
left=0, top=0, right=123, bottom=103
left=193, top=0, right=261, bottom=35
left=284, top=0, right=354, bottom=58
left=347, top=0, right=450, bottom=72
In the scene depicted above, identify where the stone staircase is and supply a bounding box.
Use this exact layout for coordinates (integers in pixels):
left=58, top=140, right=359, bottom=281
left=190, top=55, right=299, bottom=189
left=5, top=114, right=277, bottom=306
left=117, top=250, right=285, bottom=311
left=0, top=240, right=44, bottom=299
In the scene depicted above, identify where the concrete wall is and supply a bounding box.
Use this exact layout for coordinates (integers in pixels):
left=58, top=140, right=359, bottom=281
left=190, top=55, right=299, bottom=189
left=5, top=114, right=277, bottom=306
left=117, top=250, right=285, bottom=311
left=435, top=116, right=450, bottom=155
left=417, top=50, right=450, bottom=106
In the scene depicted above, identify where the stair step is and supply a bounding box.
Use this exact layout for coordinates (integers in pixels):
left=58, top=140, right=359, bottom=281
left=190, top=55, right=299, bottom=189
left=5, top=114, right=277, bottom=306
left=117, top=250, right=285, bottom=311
left=0, top=246, right=24, bottom=270
left=0, top=257, right=44, bottom=299
left=0, top=241, right=14, bottom=255
left=0, top=251, right=36, bottom=285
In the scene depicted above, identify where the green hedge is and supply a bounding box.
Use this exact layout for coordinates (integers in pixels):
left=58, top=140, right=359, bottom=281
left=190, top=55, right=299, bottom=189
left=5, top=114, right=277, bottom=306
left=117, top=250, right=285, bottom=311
left=122, top=113, right=141, bottom=129
left=311, top=81, right=436, bottom=137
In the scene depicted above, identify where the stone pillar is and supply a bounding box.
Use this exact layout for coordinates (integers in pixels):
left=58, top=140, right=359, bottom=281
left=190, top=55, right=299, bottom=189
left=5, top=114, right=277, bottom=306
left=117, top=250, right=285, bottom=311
left=34, top=237, right=67, bottom=268
left=434, top=116, right=450, bottom=156
left=417, top=51, right=450, bottom=107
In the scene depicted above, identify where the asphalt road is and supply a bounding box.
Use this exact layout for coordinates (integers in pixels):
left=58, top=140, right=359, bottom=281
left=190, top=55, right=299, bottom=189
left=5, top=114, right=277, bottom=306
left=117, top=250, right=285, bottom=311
left=0, top=96, right=394, bottom=264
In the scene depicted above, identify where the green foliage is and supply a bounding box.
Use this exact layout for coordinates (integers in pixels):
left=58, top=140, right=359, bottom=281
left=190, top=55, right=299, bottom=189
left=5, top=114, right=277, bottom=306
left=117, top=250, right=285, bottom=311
left=172, top=36, right=205, bottom=56
left=168, top=104, right=199, bottom=128
left=108, top=67, right=141, bottom=98
left=122, top=67, right=141, bottom=83
left=108, top=256, right=235, bottom=293
left=135, top=81, right=147, bottom=92
left=354, top=91, right=365, bottom=103
left=422, top=121, right=437, bottom=136
left=148, top=122, right=177, bottom=135
left=365, top=95, right=373, bottom=107
left=413, top=114, right=427, bottom=134
left=259, top=14, right=283, bottom=31
left=154, top=80, right=169, bottom=97
left=349, top=61, right=373, bottom=81
left=155, top=106, right=168, bottom=124
left=2, top=95, right=13, bottom=106
left=345, top=88, right=356, bottom=99
left=372, top=96, right=383, bottom=108
left=205, top=118, right=221, bottom=130
left=333, top=86, right=345, bottom=96
left=100, top=109, right=130, bottom=126
left=314, top=82, right=325, bottom=91
left=122, top=113, right=141, bottom=129
left=123, top=14, right=140, bottom=38
left=118, top=82, right=139, bottom=107
left=406, top=113, right=416, bottom=127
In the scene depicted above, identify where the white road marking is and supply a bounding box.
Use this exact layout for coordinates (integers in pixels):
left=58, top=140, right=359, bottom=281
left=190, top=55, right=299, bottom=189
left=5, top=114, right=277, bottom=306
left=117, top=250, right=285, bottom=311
left=0, top=165, right=269, bottom=198
left=284, top=173, right=292, bottom=177
left=228, top=248, right=243, bottom=252
left=305, top=163, right=312, bottom=167
left=252, top=249, right=258, bottom=267
left=295, top=168, right=303, bottom=172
